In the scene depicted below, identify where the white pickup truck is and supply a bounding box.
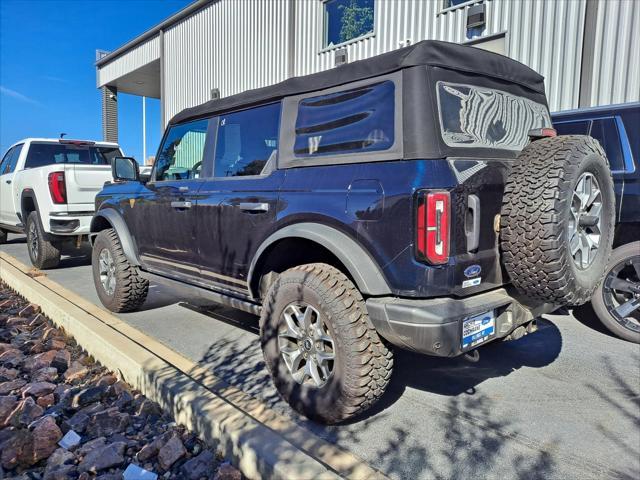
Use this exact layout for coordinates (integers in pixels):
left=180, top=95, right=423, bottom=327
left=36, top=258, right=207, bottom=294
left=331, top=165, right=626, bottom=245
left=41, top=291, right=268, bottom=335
left=0, top=138, right=121, bottom=268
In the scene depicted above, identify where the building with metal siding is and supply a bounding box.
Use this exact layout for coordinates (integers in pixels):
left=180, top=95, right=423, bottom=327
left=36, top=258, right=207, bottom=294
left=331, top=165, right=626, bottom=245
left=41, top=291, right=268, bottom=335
left=95, top=0, right=640, bottom=142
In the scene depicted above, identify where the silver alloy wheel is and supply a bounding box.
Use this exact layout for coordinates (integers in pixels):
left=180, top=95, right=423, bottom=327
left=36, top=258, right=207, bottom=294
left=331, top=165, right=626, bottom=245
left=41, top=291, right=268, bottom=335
left=28, top=220, right=39, bottom=260
left=568, top=172, right=603, bottom=269
left=98, top=248, right=116, bottom=296
left=602, top=256, right=640, bottom=332
left=278, top=303, right=335, bottom=388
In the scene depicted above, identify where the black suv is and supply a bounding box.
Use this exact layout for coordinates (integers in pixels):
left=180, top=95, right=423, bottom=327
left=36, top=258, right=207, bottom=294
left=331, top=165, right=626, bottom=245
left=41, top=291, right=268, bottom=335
left=553, top=103, right=639, bottom=343
left=90, top=41, right=616, bottom=423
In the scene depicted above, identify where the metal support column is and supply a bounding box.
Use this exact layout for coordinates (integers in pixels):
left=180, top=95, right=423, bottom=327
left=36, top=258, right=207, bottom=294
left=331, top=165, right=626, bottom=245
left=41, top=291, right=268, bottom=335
left=101, top=85, right=118, bottom=143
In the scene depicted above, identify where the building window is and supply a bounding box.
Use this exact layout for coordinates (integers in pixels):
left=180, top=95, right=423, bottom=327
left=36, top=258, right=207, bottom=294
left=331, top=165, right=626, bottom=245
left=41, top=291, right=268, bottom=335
left=324, top=0, right=374, bottom=48
left=294, top=80, right=395, bottom=158
left=442, top=0, right=472, bottom=9
left=214, top=103, right=281, bottom=177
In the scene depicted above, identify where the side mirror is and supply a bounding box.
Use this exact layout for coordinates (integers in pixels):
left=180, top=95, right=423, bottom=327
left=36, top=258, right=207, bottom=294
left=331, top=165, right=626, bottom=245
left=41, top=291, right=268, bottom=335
left=111, top=157, right=139, bottom=182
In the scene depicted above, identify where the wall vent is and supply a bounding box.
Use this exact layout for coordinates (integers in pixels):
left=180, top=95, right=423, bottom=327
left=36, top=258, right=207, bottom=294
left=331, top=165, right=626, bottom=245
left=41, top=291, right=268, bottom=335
left=335, top=48, right=348, bottom=66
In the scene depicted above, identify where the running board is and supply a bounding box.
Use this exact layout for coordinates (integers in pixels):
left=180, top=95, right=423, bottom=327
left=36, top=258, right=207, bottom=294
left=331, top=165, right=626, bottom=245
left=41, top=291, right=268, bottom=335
left=139, top=269, right=261, bottom=316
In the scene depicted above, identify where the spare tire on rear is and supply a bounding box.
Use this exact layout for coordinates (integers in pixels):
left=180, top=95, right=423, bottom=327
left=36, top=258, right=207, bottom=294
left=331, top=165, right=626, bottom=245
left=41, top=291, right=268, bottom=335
left=500, top=135, right=615, bottom=306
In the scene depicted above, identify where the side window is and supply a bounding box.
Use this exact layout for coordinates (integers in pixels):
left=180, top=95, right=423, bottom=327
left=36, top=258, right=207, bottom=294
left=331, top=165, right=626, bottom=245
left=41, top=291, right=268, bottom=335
left=294, top=81, right=395, bottom=158
left=0, top=147, right=15, bottom=175
left=154, top=119, right=210, bottom=181
left=553, top=120, right=591, bottom=136
left=3, top=144, right=23, bottom=174
left=214, top=103, right=281, bottom=177
left=590, top=118, right=625, bottom=171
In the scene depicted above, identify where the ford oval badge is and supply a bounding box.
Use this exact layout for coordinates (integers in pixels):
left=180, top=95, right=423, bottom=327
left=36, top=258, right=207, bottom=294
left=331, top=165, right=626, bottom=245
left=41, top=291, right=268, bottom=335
left=464, top=265, right=481, bottom=278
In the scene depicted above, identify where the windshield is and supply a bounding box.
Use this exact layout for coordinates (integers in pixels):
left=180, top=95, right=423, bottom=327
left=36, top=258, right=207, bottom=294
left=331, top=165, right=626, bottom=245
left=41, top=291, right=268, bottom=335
left=436, top=82, right=551, bottom=151
left=25, top=143, right=120, bottom=169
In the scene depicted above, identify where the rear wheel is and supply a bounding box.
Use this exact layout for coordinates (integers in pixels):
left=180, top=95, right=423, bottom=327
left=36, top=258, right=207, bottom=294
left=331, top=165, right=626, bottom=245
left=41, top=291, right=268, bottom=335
left=591, top=242, right=640, bottom=343
left=260, top=263, right=393, bottom=424
left=0, top=228, right=7, bottom=244
left=92, top=228, right=148, bottom=312
left=26, top=211, right=61, bottom=269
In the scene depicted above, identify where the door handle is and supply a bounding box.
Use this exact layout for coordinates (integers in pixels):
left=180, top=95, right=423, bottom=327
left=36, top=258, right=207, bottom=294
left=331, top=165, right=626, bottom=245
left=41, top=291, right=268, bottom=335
left=238, top=202, right=269, bottom=213
left=466, top=194, right=480, bottom=253
left=178, top=186, right=189, bottom=192
left=171, top=200, right=192, bottom=209
left=5, top=180, right=11, bottom=184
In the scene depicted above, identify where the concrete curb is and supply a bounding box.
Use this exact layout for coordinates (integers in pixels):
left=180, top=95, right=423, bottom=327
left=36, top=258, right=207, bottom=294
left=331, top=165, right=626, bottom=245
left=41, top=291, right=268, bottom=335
left=0, top=252, right=386, bottom=480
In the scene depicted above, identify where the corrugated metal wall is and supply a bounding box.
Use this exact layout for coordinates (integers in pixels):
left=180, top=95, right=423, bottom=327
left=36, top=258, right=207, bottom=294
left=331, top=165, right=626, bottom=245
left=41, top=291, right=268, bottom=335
left=97, top=0, right=640, bottom=126
left=97, top=35, right=159, bottom=87
left=162, top=0, right=290, bottom=124
left=589, top=0, right=640, bottom=107
left=293, top=0, right=588, bottom=112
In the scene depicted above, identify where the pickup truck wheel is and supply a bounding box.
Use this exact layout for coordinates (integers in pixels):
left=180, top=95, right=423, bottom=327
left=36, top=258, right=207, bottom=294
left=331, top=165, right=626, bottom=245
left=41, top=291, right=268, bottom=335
left=591, top=242, right=640, bottom=343
left=0, top=229, right=7, bottom=244
left=501, top=135, right=615, bottom=306
left=92, top=228, right=148, bottom=313
left=26, top=211, right=61, bottom=269
left=260, top=263, right=393, bottom=424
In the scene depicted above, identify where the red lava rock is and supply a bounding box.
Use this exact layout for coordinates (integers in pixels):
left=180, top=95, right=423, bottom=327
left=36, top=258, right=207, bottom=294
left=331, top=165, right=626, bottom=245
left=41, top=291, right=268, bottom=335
left=158, top=435, right=187, bottom=470
left=5, top=396, right=44, bottom=427
left=86, top=408, right=130, bottom=437
left=0, top=366, right=19, bottom=381
left=0, top=378, right=27, bottom=395
left=0, top=342, right=13, bottom=353
left=0, top=428, right=32, bottom=469
left=32, top=366, right=58, bottom=383
left=6, top=316, right=27, bottom=327
left=214, top=462, right=242, bottom=480
left=22, top=381, right=57, bottom=398
left=25, top=350, right=59, bottom=372
left=64, top=361, right=89, bottom=383
left=18, top=304, right=40, bottom=317
left=30, top=415, right=63, bottom=463
left=96, top=374, right=117, bottom=387
left=44, top=448, right=76, bottom=480
left=78, top=441, right=126, bottom=473
left=182, top=450, right=216, bottom=480
left=0, top=348, right=25, bottom=368
left=0, top=395, right=18, bottom=425
left=37, top=393, right=56, bottom=408
left=45, top=338, right=66, bottom=351
left=52, top=349, right=71, bottom=372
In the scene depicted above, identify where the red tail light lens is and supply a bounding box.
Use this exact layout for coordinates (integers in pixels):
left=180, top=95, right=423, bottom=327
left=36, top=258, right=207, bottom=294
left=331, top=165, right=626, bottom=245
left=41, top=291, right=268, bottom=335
left=416, top=191, right=450, bottom=264
left=48, top=171, right=67, bottom=204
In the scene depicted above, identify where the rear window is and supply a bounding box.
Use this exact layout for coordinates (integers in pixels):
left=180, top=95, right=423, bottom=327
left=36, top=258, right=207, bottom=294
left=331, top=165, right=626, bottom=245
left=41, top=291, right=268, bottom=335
left=293, top=80, right=395, bottom=157
left=25, top=144, right=120, bottom=169
left=436, top=82, right=551, bottom=151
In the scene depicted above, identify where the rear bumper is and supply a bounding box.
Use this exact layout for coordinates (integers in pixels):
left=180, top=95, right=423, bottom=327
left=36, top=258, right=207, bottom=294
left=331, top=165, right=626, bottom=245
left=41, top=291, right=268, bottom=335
left=48, top=213, right=93, bottom=235
left=366, top=288, right=557, bottom=357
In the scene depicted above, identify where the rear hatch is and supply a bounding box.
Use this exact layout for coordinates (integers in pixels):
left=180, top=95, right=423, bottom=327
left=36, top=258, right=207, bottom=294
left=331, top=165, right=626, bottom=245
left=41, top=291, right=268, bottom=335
left=432, top=81, right=553, bottom=297
left=63, top=163, right=114, bottom=205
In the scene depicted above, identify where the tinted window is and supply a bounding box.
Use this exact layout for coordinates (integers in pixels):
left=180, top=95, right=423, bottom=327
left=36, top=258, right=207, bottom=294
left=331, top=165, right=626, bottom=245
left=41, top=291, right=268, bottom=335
left=154, top=119, right=210, bottom=181
left=214, top=103, right=280, bottom=177
left=590, top=118, right=625, bottom=171
left=294, top=81, right=395, bottom=158
left=554, top=120, right=591, bottom=136
left=0, top=147, right=15, bottom=175
left=621, top=109, right=640, bottom=166
left=25, top=144, right=120, bottom=169
left=324, top=0, right=374, bottom=47
left=1, top=144, right=23, bottom=174
left=437, top=82, right=551, bottom=151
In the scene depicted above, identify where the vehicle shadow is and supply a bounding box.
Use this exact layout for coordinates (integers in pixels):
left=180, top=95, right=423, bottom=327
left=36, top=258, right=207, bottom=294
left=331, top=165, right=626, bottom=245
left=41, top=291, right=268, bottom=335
left=571, top=303, right=620, bottom=340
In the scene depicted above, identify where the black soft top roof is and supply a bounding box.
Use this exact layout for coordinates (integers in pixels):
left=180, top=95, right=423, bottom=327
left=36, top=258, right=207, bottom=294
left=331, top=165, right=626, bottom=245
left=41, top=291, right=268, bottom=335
left=170, top=39, right=546, bottom=125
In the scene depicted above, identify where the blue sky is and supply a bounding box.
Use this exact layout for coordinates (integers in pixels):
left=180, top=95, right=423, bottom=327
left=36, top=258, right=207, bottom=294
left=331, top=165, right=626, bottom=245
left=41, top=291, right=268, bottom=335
left=0, top=0, right=192, bottom=161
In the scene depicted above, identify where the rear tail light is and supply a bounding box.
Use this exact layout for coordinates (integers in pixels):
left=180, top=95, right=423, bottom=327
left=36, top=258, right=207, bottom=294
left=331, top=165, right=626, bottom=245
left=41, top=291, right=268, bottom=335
left=48, top=171, right=67, bottom=204
left=416, top=191, right=450, bottom=264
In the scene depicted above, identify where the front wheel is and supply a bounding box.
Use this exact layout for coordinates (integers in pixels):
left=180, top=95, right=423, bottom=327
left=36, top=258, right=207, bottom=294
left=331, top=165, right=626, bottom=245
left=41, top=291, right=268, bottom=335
left=0, top=228, right=7, bottom=244
left=92, top=228, right=148, bottom=312
left=26, top=211, right=61, bottom=269
left=260, top=263, right=393, bottom=424
left=591, top=242, right=640, bottom=343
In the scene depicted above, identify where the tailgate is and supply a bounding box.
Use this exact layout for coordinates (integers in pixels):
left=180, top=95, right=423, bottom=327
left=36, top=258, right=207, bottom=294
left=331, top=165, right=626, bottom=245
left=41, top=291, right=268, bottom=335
left=63, top=164, right=113, bottom=205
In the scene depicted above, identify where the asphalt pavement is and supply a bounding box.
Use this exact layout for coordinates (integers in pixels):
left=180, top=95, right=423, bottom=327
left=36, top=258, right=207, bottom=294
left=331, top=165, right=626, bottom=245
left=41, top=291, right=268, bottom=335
left=2, top=234, right=639, bottom=479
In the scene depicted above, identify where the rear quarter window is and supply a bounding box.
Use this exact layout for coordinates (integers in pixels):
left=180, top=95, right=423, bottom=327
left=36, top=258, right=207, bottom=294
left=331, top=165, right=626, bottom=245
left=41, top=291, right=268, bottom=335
left=293, top=80, right=395, bottom=157
left=437, top=82, right=551, bottom=151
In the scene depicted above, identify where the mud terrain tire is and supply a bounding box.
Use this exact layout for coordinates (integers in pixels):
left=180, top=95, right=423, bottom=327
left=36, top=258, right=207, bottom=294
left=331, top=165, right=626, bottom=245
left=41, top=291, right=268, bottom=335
left=501, top=135, right=615, bottom=306
left=92, top=228, right=148, bottom=312
left=260, top=263, right=393, bottom=424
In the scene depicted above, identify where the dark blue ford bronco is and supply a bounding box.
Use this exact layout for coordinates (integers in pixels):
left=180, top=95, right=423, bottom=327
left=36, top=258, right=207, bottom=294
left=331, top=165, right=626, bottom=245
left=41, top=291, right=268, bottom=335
left=90, top=41, right=616, bottom=423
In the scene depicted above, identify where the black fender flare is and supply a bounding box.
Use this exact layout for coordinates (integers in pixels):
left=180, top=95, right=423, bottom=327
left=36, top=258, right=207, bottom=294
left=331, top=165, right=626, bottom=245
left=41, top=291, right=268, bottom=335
left=248, top=222, right=392, bottom=297
left=20, top=189, right=40, bottom=224
left=90, top=209, right=140, bottom=266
